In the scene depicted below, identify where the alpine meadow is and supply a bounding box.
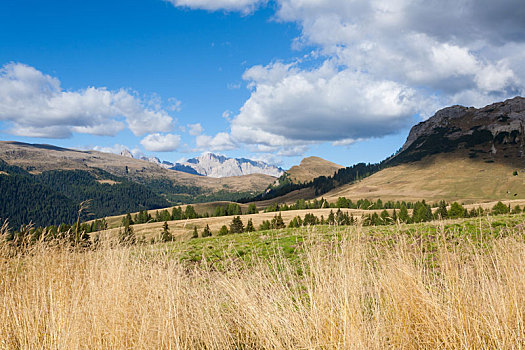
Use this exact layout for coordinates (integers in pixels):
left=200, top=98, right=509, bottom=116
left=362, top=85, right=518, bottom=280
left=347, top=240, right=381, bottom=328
left=2, top=0, right=525, bottom=349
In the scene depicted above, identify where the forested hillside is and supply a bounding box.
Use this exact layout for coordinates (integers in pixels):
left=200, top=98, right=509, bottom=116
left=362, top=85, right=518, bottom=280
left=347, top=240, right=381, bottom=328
left=0, top=160, right=169, bottom=228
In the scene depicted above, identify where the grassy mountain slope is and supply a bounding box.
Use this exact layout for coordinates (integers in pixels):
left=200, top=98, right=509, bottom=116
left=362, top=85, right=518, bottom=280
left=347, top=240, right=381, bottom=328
left=286, top=156, right=343, bottom=183
left=321, top=154, right=525, bottom=203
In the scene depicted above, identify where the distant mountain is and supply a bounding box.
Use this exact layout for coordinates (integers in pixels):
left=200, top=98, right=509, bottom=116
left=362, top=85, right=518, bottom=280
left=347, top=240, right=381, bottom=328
left=116, top=150, right=283, bottom=178
left=0, top=141, right=277, bottom=208
left=170, top=153, right=284, bottom=178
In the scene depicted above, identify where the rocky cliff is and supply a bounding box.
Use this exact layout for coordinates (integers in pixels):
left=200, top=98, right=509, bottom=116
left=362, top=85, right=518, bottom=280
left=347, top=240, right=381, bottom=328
left=392, top=96, right=525, bottom=164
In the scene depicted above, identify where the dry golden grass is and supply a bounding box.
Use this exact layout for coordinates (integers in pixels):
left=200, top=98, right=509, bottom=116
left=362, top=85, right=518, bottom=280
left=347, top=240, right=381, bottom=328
left=2, top=220, right=525, bottom=349
left=101, top=199, right=525, bottom=241
left=323, top=154, right=525, bottom=203
left=286, top=156, right=343, bottom=184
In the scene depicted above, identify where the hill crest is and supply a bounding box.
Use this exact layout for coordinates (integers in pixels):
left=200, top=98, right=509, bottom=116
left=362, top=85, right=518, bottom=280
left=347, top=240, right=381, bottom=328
left=286, top=156, right=343, bottom=184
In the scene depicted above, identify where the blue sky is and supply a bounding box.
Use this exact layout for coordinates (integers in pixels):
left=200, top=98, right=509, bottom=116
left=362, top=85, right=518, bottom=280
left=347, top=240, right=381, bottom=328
left=0, top=0, right=523, bottom=168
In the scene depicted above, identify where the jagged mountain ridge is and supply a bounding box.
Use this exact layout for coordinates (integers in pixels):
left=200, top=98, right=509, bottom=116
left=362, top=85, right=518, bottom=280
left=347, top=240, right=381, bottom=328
left=391, top=96, right=525, bottom=165
left=120, top=149, right=283, bottom=178
left=174, top=153, right=284, bottom=178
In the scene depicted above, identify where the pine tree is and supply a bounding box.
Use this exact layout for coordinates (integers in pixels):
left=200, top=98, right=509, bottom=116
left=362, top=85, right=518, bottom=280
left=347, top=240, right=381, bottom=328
left=435, top=200, right=448, bottom=219
left=448, top=202, right=466, bottom=219
left=259, top=220, right=271, bottom=231
left=202, top=224, right=212, bottom=237
left=399, top=204, right=410, bottom=223
left=119, top=220, right=135, bottom=244
left=218, top=225, right=229, bottom=236
left=245, top=219, right=255, bottom=232
left=492, top=201, right=510, bottom=215
left=185, top=205, right=197, bottom=219
left=122, top=213, right=134, bottom=226
left=247, top=203, right=258, bottom=214
left=327, top=210, right=335, bottom=225
left=412, top=201, right=432, bottom=223
left=192, top=226, right=198, bottom=239
left=380, top=209, right=391, bottom=224
left=161, top=221, right=173, bottom=242
left=271, top=213, right=286, bottom=229
left=230, top=216, right=244, bottom=234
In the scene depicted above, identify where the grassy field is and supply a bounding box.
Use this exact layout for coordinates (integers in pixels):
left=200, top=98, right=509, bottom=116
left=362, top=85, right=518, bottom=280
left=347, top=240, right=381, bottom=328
left=2, top=214, right=525, bottom=349
left=99, top=199, right=525, bottom=241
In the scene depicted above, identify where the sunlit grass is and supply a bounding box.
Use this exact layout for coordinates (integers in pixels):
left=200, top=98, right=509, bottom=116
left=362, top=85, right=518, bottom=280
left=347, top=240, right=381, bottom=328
left=1, top=215, right=525, bottom=349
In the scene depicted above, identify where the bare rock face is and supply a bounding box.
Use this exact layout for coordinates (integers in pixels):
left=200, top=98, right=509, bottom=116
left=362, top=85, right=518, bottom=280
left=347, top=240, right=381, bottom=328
left=392, top=96, right=525, bottom=164
left=120, top=149, right=134, bottom=158
left=174, top=153, right=284, bottom=178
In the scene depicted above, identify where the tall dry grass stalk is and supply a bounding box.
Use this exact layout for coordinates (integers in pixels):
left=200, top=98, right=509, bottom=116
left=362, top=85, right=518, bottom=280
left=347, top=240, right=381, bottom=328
left=1, top=224, right=524, bottom=349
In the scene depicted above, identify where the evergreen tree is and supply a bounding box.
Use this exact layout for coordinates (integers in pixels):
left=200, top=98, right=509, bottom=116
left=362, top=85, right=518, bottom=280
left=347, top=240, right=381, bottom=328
left=119, top=220, right=135, bottom=244
left=399, top=204, right=410, bottom=223
left=327, top=210, right=335, bottom=225
left=229, top=216, right=244, bottom=234
left=512, top=205, right=522, bottom=214
left=185, top=205, right=198, bottom=219
left=271, top=213, right=286, bottom=229
left=435, top=200, right=448, bottom=219
left=412, top=201, right=432, bottom=223
left=171, top=207, right=183, bottom=220
left=380, top=209, right=391, bottom=224
left=202, top=224, right=212, bottom=237
left=492, top=201, right=510, bottom=215
left=247, top=203, right=258, bottom=214
left=259, top=220, right=271, bottom=231
left=448, top=202, right=466, bottom=219
left=161, top=221, right=173, bottom=242
left=288, top=217, right=300, bottom=228
left=192, top=226, right=199, bottom=239
left=245, top=219, right=255, bottom=232
left=303, top=213, right=318, bottom=226
left=122, top=213, right=134, bottom=227
left=218, top=225, right=229, bottom=236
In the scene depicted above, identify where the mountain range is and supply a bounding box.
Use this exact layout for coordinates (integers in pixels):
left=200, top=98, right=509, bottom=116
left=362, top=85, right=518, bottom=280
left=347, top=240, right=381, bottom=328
left=124, top=151, right=284, bottom=178
left=2, top=96, right=525, bottom=227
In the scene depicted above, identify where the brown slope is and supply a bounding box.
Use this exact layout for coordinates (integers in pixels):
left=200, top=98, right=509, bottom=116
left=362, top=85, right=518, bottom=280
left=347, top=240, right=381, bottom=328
left=321, top=153, right=525, bottom=204
left=0, top=141, right=275, bottom=193
left=286, top=156, right=343, bottom=184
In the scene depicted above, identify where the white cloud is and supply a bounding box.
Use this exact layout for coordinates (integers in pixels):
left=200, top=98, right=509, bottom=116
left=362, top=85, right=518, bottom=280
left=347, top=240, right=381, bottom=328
left=140, top=133, right=181, bottom=152
left=231, top=60, right=421, bottom=146
left=188, top=123, right=203, bottom=136
left=195, top=132, right=236, bottom=151
left=166, top=0, right=266, bottom=14
left=205, top=0, right=525, bottom=154
left=0, top=63, right=175, bottom=138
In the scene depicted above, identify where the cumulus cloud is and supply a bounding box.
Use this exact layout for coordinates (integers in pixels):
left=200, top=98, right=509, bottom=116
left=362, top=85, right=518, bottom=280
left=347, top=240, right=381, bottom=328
left=195, top=132, right=236, bottom=151
left=166, top=0, right=266, bottom=14
left=231, top=61, right=421, bottom=145
left=187, top=123, right=203, bottom=136
left=181, top=0, right=524, bottom=156
left=0, top=63, right=175, bottom=138
left=140, top=133, right=182, bottom=152
left=177, top=0, right=525, bottom=154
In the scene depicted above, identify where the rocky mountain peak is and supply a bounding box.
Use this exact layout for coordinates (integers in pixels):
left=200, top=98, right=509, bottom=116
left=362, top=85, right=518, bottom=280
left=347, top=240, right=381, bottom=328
left=392, top=96, right=525, bottom=164
left=120, top=149, right=134, bottom=158
left=174, top=153, right=284, bottom=178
